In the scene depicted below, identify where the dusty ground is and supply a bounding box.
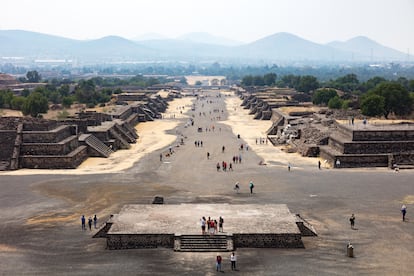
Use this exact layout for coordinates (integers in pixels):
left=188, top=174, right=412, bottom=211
left=0, top=90, right=414, bottom=275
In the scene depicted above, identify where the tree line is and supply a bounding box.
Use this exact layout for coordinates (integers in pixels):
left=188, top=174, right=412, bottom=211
left=241, top=73, right=414, bottom=118
left=0, top=72, right=171, bottom=117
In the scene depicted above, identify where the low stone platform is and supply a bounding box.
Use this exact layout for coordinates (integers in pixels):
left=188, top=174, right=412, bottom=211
left=106, top=204, right=305, bottom=250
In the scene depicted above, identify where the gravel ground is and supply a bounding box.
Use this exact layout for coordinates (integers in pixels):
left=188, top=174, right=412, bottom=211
left=0, top=91, right=413, bottom=275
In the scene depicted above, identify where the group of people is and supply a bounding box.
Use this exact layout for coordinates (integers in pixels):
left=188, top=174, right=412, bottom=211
left=233, top=181, right=255, bottom=194
left=349, top=205, right=407, bottom=230
left=216, top=161, right=232, bottom=171
left=81, top=214, right=98, bottom=231
left=216, top=252, right=237, bottom=272
left=194, top=140, right=204, bottom=147
left=200, top=216, right=224, bottom=235
left=256, top=137, right=268, bottom=144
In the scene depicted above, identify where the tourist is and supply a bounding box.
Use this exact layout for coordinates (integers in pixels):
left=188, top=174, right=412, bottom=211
left=401, top=205, right=407, bottom=221
left=201, top=217, right=206, bottom=235
left=249, top=181, right=254, bottom=194
left=229, top=163, right=233, bottom=171
left=81, top=215, right=86, bottom=230
left=230, top=252, right=237, bottom=270
left=222, top=146, right=225, bottom=153
left=239, top=154, right=242, bottom=163
left=88, top=217, right=92, bottom=231
left=160, top=153, right=162, bottom=162
left=318, top=160, right=321, bottom=169
left=214, top=220, right=218, bottom=233
left=207, top=152, right=210, bottom=159
left=216, top=254, right=222, bottom=272
left=350, top=214, right=355, bottom=229
left=288, top=163, right=291, bottom=171
left=219, top=216, right=224, bottom=232
left=216, top=162, right=221, bottom=171
left=234, top=182, right=240, bottom=193
left=93, top=214, right=98, bottom=229
left=207, top=217, right=211, bottom=232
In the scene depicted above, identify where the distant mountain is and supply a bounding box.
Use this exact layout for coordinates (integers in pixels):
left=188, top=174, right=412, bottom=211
left=235, top=32, right=346, bottom=61
left=177, top=32, right=242, bottom=46
left=327, top=36, right=409, bottom=61
left=132, top=33, right=169, bottom=41
left=0, top=30, right=410, bottom=64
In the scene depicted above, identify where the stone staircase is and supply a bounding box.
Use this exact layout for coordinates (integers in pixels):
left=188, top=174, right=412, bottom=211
left=174, top=234, right=233, bottom=252
left=82, top=134, right=114, bottom=158
left=109, top=128, right=130, bottom=149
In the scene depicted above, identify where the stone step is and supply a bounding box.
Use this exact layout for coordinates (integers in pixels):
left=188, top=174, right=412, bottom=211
left=175, top=235, right=233, bottom=252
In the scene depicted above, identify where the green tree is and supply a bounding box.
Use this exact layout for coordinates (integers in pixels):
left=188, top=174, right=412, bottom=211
left=328, top=96, right=343, bottom=109
left=58, top=84, right=70, bottom=97
left=75, top=80, right=98, bottom=105
left=10, top=96, right=26, bottom=110
left=62, top=96, right=74, bottom=108
left=370, top=82, right=412, bottom=118
left=26, top=70, right=41, bottom=83
left=21, top=92, right=49, bottom=117
left=241, top=75, right=254, bottom=86
left=360, top=94, right=385, bottom=117
left=312, top=88, right=338, bottom=105
left=252, top=76, right=264, bottom=86
left=195, top=81, right=202, bottom=86
left=263, top=73, right=277, bottom=86
left=297, top=75, right=319, bottom=93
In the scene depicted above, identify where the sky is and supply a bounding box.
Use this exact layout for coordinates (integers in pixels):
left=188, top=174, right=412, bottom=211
left=2, top=0, right=414, bottom=53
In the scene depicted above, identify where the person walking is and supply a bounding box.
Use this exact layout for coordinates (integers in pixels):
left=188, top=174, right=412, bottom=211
left=216, top=254, right=222, bottom=272
left=230, top=252, right=237, bottom=271
left=207, top=152, right=210, bottom=159
left=249, top=181, right=254, bottom=194
left=88, top=217, right=92, bottom=231
left=318, top=160, right=321, bottom=169
left=234, top=182, right=240, bottom=193
left=201, top=217, right=206, bottom=235
left=401, top=205, right=407, bottom=221
left=350, top=214, right=355, bottom=229
left=93, top=214, right=98, bottom=229
left=216, top=162, right=221, bottom=172
left=81, top=215, right=86, bottom=230
left=160, top=153, right=163, bottom=162
left=219, top=216, right=224, bottom=232
left=288, top=163, right=291, bottom=171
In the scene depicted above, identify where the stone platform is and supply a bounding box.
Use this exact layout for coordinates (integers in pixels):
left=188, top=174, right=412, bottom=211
left=105, top=204, right=305, bottom=250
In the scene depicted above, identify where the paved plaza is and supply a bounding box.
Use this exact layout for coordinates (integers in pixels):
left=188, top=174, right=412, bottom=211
left=0, top=90, right=414, bottom=275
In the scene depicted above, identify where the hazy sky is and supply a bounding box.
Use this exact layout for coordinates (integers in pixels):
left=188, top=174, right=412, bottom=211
left=2, top=0, right=414, bottom=52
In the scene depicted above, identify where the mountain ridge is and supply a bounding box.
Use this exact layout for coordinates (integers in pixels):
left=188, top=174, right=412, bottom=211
left=0, top=30, right=410, bottom=63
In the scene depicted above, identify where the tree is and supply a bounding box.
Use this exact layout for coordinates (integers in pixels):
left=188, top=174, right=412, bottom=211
left=241, top=75, right=254, bottom=86
left=297, top=75, right=319, bottom=93
left=26, top=70, right=41, bottom=83
left=328, top=96, right=343, bottom=109
left=21, top=92, right=49, bottom=117
left=370, top=82, right=412, bottom=118
left=10, top=96, right=26, bottom=110
left=312, top=88, right=338, bottom=105
left=360, top=94, right=385, bottom=117
left=263, top=73, right=277, bottom=86
left=252, top=76, right=264, bottom=86
left=195, top=81, right=202, bottom=86
left=62, top=96, right=74, bottom=108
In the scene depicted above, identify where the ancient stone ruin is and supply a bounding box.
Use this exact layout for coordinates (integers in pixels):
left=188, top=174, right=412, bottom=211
left=0, top=91, right=178, bottom=170
left=239, top=89, right=414, bottom=169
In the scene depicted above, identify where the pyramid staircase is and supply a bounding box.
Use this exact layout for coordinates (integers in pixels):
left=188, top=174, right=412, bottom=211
left=174, top=234, right=233, bottom=252
left=81, top=134, right=114, bottom=158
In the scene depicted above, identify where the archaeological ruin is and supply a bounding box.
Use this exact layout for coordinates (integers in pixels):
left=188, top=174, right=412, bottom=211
left=0, top=90, right=179, bottom=170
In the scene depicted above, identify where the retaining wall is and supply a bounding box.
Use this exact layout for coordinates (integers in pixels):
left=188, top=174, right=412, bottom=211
left=106, top=234, right=175, bottom=250
left=233, top=233, right=304, bottom=248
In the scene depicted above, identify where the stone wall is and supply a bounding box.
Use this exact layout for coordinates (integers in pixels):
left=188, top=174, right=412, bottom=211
left=22, top=125, right=75, bottom=143
left=106, top=234, right=174, bottom=250
left=233, top=234, right=304, bottom=248
left=352, top=129, right=414, bottom=141
left=20, top=146, right=88, bottom=169
left=20, top=136, right=79, bottom=155
left=0, top=130, right=16, bottom=160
